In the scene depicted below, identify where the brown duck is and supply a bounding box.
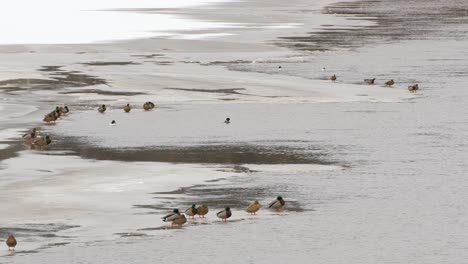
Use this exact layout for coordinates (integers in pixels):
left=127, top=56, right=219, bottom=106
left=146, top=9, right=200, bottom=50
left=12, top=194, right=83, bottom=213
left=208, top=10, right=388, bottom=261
left=408, top=84, right=419, bottom=92
left=385, top=80, right=395, bottom=87
left=331, top=74, right=337, bottom=82
left=23, top=128, right=38, bottom=141
left=246, top=200, right=261, bottom=215
left=124, top=104, right=131, bottom=113
left=143, top=102, right=152, bottom=111
left=6, top=235, right=17, bottom=251
left=43, top=113, right=57, bottom=123
left=196, top=205, right=209, bottom=218
left=172, top=214, right=187, bottom=227
left=33, top=135, right=52, bottom=147
left=98, top=104, right=107, bottom=113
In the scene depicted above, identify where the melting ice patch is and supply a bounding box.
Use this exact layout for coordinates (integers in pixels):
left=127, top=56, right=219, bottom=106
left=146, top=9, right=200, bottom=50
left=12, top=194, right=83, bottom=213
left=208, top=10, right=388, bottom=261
left=0, top=0, right=234, bottom=44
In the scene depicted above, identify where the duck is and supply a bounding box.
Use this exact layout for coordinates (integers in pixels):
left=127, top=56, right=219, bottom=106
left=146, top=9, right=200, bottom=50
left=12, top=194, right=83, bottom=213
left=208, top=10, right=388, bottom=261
left=408, top=84, right=419, bottom=92
left=162, top=209, right=181, bottom=225
left=60, top=106, right=70, bottom=114
left=224, top=118, right=230, bottom=124
left=6, top=235, right=17, bottom=251
left=246, top=200, right=261, bottom=215
left=33, top=135, right=52, bottom=147
left=331, top=74, right=337, bottom=82
left=98, top=104, right=106, bottom=113
left=172, top=214, right=187, bottom=227
left=385, top=80, right=395, bottom=87
left=364, top=78, right=376, bottom=85
left=277, top=66, right=282, bottom=71
left=196, top=205, right=209, bottom=218
left=216, top=207, right=232, bottom=222
left=124, top=104, right=131, bottom=113
left=185, top=204, right=198, bottom=219
left=321, top=67, right=326, bottom=72
left=43, top=113, right=57, bottom=123
left=22, top=128, right=38, bottom=141
left=53, top=107, right=61, bottom=119
left=143, top=102, right=152, bottom=111
left=110, top=120, right=116, bottom=126
left=268, top=196, right=285, bottom=212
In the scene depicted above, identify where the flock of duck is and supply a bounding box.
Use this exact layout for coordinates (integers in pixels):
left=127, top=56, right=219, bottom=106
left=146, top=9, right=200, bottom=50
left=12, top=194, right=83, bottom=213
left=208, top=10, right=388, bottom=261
left=329, top=73, right=420, bottom=92
left=162, top=196, right=285, bottom=227
left=14, top=68, right=417, bottom=252
left=4, top=197, right=284, bottom=250
left=22, top=101, right=159, bottom=147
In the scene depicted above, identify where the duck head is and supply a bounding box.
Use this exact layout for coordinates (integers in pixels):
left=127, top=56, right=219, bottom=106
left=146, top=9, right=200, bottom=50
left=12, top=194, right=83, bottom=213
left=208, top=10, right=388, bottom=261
left=277, top=196, right=283, bottom=201
left=225, top=207, right=231, bottom=211
left=173, top=208, right=179, bottom=214
left=191, top=204, right=196, bottom=209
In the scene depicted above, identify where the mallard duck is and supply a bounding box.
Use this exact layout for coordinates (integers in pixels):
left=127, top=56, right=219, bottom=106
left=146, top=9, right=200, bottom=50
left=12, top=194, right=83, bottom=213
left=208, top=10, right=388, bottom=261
left=364, top=78, right=376, bottom=85
left=43, top=113, right=57, bottom=123
left=33, top=135, right=52, bottom=147
left=185, top=204, right=198, bottom=219
left=385, top=80, right=394, bottom=87
left=6, top=235, right=17, bottom=251
left=216, top=207, right=232, bottom=222
left=110, top=120, right=116, bottom=126
left=98, top=104, right=106, bottom=113
left=143, top=102, right=151, bottom=111
left=408, top=84, right=419, bottom=92
left=268, top=196, right=285, bottom=212
left=331, top=74, right=337, bottom=82
left=196, top=205, right=208, bottom=218
left=277, top=66, right=282, bottom=71
left=246, top=200, right=261, bottom=215
left=22, top=128, right=38, bottom=141
left=172, top=214, right=187, bottom=226
left=60, top=106, right=70, bottom=114
left=162, top=209, right=181, bottom=224
left=124, top=104, right=131, bottom=113
left=224, top=118, right=230, bottom=124
left=53, top=107, right=61, bottom=119
left=148, top=102, right=155, bottom=109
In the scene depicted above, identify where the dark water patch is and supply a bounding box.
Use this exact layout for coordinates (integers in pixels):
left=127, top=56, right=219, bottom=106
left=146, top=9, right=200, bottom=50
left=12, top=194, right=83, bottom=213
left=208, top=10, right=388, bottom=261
left=131, top=53, right=165, bottom=59
left=60, top=89, right=146, bottom=96
left=277, top=0, right=468, bottom=52
left=201, top=60, right=254, bottom=66
left=0, top=224, right=80, bottom=240
left=0, top=141, right=23, bottom=163
left=0, top=86, right=25, bottom=93
left=166, top=87, right=246, bottom=95
left=48, top=137, right=332, bottom=165
left=205, top=178, right=227, bottom=183
left=50, top=71, right=108, bottom=87
left=38, top=66, right=64, bottom=72
left=0, top=78, right=59, bottom=87
left=1, top=71, right=108, bottom=91
left=115, top=232, right=148, bottom=237
left=82, top=61, right=140, bottom=66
